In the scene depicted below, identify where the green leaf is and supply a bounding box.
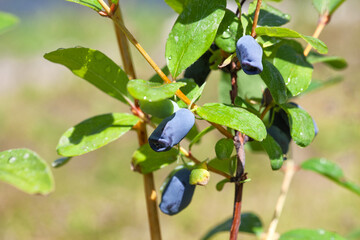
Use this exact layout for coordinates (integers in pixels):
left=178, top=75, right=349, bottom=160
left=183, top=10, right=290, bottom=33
left=274, top=44, right=313, bottom=97
left=280, top=229, right=346, bottom=240
left=208, top=157, right=234, bottom=176
left=248, top=1, right=290, bottom=26
left=66, top=0, right=103, bottom=11
left=281, top=103, right=315, bottom=147
left=260, top=60, right=287, bottom=104
left=132, top=144, right=179, bottom=174
left=44, top=47, right=131, bottom=104
left=164, top=0, right=189, bottom=13
left=307, top=52, right=347, bottom=70
left=197, top=103, right=267, bottom=141
left=255, top=27, right=328, bottom=54
left=52, top=157, right=72, bottom=168
left=215, top=138, right=234, bottom=160
left=234, top=97, right=261, bottom=117
left=201, top=212, right=263, bottom=240
left=57, top=113, right=139, bottom=157
left=0, top=149, right=54, bottom=195
left=0, top=11, right=19, bottom=35
left=166, top=0, right=226, bottom=78
left=301, top=158, right=360, bottom=196
left=176, top=78, right=200, bottom=108
left=260, top=134, right=283, bottom=170
left=215, top=9, right=242, bottom=53
left=189, top=126, right=215, bottom=150
left=301, top=76, right=343, bottom=95
left=127, top=79, right=185, bottom=102
left=312, top=0, right=346, bottom=15
left=216, top=178, right=230, bottom=191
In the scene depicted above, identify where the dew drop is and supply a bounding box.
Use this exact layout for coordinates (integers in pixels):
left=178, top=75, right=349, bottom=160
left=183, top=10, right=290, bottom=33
left=8, top=157, right=16, bottom=163
left=168, top=56, right=172, bottom=60
left=24, top=153, right=30, bottom=159
left=221, top=31, right=231, bottom=39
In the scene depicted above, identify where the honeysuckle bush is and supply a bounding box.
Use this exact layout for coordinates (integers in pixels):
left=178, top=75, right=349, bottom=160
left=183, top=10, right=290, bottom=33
left=1, top=0, right=359, bottom=239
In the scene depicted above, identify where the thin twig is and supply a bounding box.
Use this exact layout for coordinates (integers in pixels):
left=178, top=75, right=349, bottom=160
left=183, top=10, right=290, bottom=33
left=107, top=1, right=161, bottom=239
left=264, top=160, right=297, bottom=240
left=251, top=0, right=262, bottom=37
left=110, top=1, right=136, bottom=79
left=303, top=14, right=330, bottom=56
left=229, top=62, right=247, bottom=240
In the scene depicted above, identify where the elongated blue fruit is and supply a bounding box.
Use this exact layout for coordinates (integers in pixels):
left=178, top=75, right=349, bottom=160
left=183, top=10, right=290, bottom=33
left=236, top=35, right=263, bottom=75
left=268, top=108, right=291, bottom=154
left=149, top=108, right=195, bottom=152
left=159, top=168, right=195, bottom=215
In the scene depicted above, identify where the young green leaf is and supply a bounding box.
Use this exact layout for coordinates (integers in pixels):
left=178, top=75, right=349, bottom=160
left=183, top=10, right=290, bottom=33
left=166, top=0, right=226, bottom=78
left=274, top=44, right=313, bottom=97
left=215, top=138, right=234, bottom=160
left=215, top=9, right=242, bottom=53
left=312, top=0, right=346, bottom=15
left=0, top=149, right=54, bottom=195
left=66, top=0, right=103, bottom=11
left=132, top=144, right=179, bottom=174
left=201, top=212, right=263, bottom=240
left=44, top=47, right=131, bottom=104
left=197, top=103, right=267, bottom=141
left=0, top=11, right=19, bottom=35
left=260, top=134, right=283, bottom=170
left=57, top=113, right=139, bottom=157
left=216, top=178, right=230, bottom=191
left=164, top=0, right=189, bottom=13
left=260, top=60, right=287, bottom=104
left=255, top=27, right=328, bottom=54
left=127, top=79, right=185, bottom=102
left=301, top=158, right=360, bottom=196
left=281, top=103, right=315, bottom=147
left=248, top=1, right=291, bottom=26
left=307, top=52, right=347, bottom=70
left=280, top=229, right=346, bottom=240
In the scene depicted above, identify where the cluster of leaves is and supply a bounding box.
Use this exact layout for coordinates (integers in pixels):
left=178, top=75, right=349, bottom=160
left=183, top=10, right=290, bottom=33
left=0, top=0, right=357, bottom=239
left=41, top=0, right=359, bottom=238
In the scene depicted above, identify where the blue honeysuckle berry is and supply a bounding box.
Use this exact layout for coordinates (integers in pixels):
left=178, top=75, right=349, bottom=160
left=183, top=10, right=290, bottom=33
left=148, top=108, right=195, bottom=152
left=159, top=168, right=195, bottom=215
left=268, top=108, right=291, bottom=154
left=236, top=35, right=263, bottom=75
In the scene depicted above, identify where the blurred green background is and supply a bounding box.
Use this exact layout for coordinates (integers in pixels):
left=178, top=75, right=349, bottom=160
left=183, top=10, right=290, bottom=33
left=0, top=0, right=359, bottom=239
